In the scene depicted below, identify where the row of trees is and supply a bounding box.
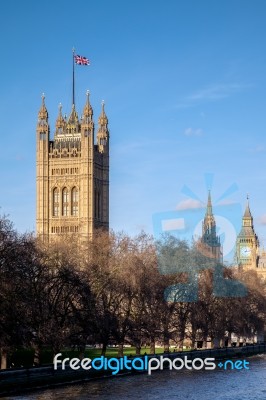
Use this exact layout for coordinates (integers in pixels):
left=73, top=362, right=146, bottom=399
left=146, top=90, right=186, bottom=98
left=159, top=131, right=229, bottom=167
left=0, top=215, right=265, bottom=369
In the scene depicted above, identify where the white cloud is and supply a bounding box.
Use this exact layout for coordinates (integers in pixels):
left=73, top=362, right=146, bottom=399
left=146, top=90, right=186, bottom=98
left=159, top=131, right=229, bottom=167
left=162, top=218, right=185, bottom=231
left=175, top=82, right=251, bottom=109
left=184, top=128, right=203, bottom=137
left=250, top=145, right=266, bottom=154
left=258, top=214, right=266, bottom=225
left=217, top=199, right=238, bottom=206
left=176, top=199, right=204, bottom=211
left=188, top=83, right=245, bottom=102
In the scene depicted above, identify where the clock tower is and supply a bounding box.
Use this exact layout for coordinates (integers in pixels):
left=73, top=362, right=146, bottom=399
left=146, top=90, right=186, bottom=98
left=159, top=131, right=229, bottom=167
left=236, top=196, right=259, bottom=269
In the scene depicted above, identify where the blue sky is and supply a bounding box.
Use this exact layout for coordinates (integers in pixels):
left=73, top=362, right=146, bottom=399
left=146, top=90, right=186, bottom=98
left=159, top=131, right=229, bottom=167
left=1, top=0, right=266, bottom=254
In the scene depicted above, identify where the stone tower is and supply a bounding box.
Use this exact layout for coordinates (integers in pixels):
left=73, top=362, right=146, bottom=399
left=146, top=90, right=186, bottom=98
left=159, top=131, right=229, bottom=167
left=236, top=196, right=259, bottom=269
left=198, top=191, right=223, bottom=262
left=36, top=91, right=109, bottom=243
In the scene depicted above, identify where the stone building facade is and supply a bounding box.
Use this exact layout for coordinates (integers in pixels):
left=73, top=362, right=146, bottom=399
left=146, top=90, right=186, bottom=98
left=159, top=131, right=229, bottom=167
left=36, top=91, right=109, bottom=243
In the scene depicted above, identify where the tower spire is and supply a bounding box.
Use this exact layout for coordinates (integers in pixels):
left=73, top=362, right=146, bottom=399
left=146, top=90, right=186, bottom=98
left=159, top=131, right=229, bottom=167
left=203, top=190, right=215, bottom=234
left=243, top=193, right=252, bottom=219
left=97, top=100, right=109, bottom=153
left=98, top=100, right=108, bottom=128
left=38, top=93, right=48, bottom=121
left=206, top=190, right=213, bottom=216
left=55, top=103, right=66, bottom=135
left=81, top=90, right=94, bottom=137
left=82, top=90, right=93, bottom=118
left=198, top=191, right=222, bottom=262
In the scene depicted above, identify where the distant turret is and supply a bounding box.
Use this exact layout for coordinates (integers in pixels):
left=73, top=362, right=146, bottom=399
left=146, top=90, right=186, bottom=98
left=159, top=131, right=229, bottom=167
left=198, top=191, right=222, bottom=262
left=37, top=94, right=49, bottom=140
left=55, top=103, right=66, bottom=135
left=81, top=90, right=94, bottom=137
left=97, top=100, right=109, bottom=153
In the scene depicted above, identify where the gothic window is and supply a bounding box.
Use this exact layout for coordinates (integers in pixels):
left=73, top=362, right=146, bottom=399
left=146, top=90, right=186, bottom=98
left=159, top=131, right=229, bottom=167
left=53, top=188, right=59, bottom=217
left=40, top=132, right=46, bottom=140
left=94, top=190, right=101, bottom=219
left=62, top=187, right=69, bottom=216
left=98, top=191, right=101, bottom=219
left=71, top=187, right=79, bottom=216
left=94, top=190, right=97, bottom=218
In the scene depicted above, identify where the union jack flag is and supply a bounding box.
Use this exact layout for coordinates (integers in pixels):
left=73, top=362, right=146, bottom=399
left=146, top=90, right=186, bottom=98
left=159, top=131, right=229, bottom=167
left=74, top=55, right=90, bottom=65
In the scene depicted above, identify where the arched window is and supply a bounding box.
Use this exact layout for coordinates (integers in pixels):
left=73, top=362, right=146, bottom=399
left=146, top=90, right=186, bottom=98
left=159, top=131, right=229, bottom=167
left=71, top=187, right=79, bottom=216
left=53, top=188, right=59, bottom=216
left=62, top=187, right=69, bottom=216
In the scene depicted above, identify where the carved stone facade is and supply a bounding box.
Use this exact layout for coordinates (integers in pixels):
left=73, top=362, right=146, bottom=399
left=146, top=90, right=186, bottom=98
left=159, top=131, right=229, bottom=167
left=36, top=91, right=109, bottom=243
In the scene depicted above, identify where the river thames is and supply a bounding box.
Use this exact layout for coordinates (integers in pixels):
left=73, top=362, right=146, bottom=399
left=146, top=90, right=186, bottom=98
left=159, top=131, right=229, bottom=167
left=3, top=354, right=266, bottom=400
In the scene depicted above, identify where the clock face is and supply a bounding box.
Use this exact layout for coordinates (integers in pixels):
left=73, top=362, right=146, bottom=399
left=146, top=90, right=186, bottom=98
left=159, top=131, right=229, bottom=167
left=240, top=246, right=251, bottom=257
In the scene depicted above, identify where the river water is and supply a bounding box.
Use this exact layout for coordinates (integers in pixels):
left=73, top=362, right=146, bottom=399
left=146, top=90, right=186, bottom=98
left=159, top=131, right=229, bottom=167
left=3, top=354, right=266, bottom=400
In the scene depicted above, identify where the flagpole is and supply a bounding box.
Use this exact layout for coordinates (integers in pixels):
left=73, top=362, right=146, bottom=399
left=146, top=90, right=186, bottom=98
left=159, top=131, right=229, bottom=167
left=72, top=47, right=75, bottom=106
